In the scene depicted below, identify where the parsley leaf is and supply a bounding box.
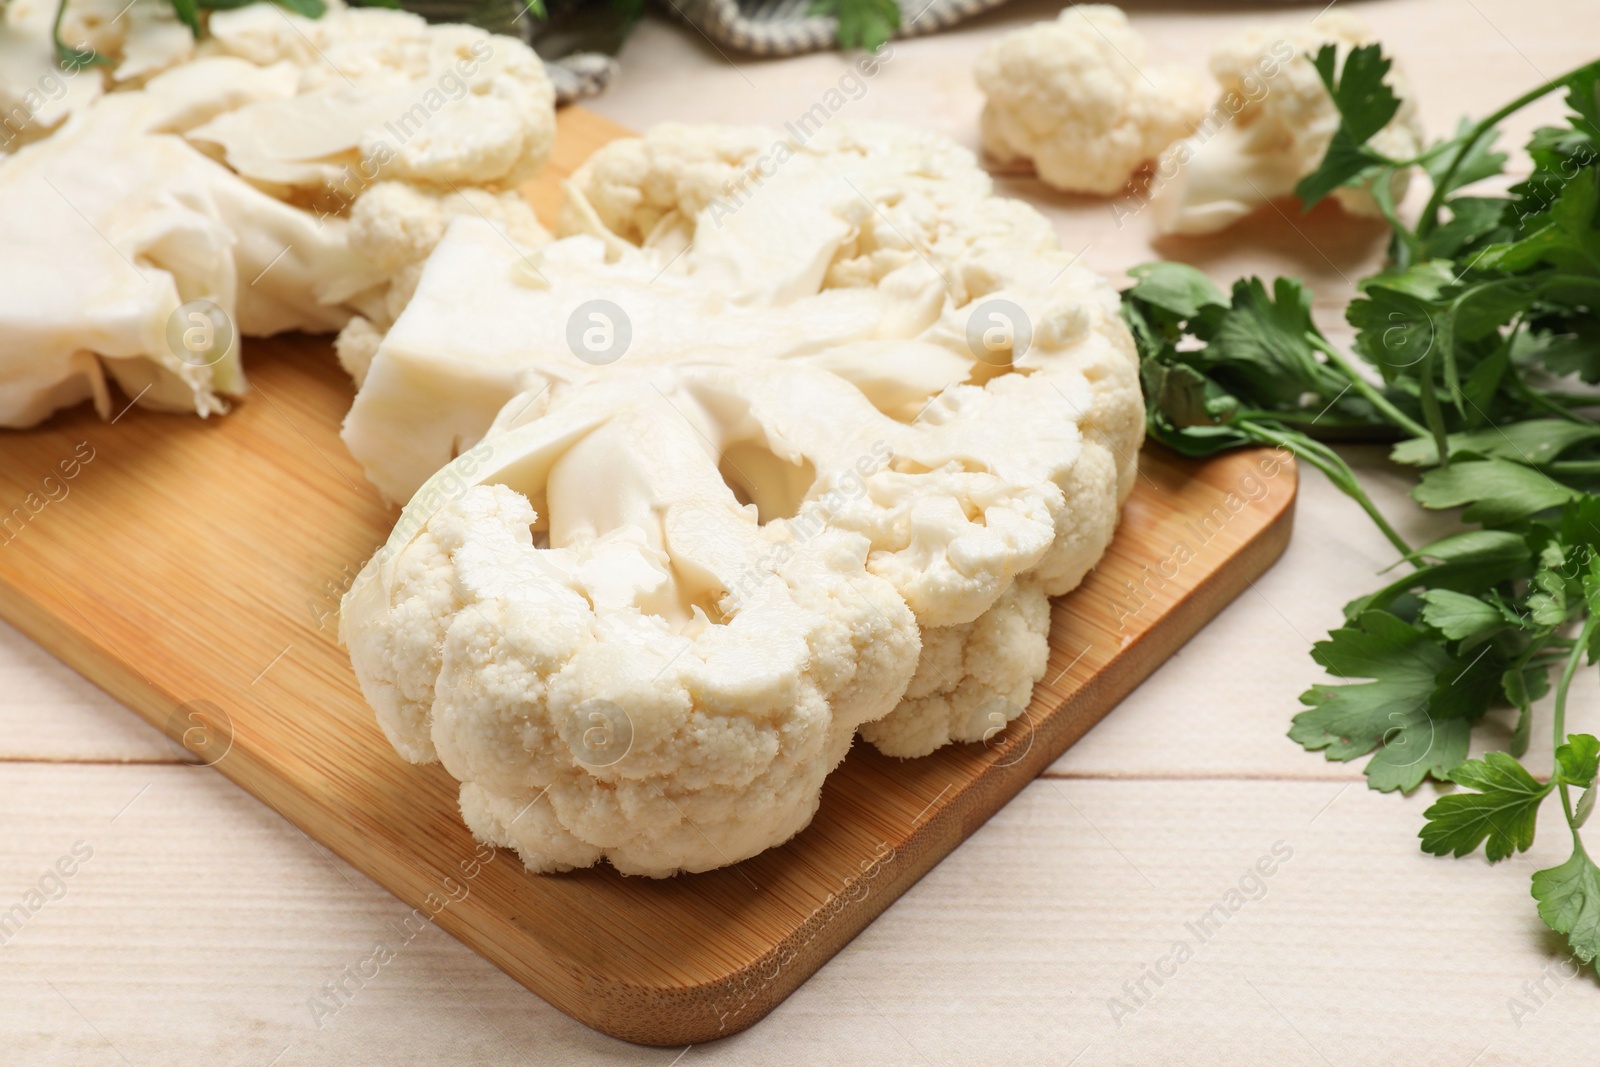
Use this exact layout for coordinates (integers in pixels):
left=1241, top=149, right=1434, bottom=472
left=1557, top=733, right=1600, bottom=788
left=1424, top=120, right=1508, bottom=198
left=1290, top=611, right=1476, bottom=792
left=807, top=0, right=898, bottom=51
left=1124, top=262, right=1228, bottom=320
left=1419, top=752, right=1552, bottom=861
left=1418, top=589, right=1504, bottom=643
left=1295, top=43, right=1405, bottom=209
left=1390, top=419, right=1600, bottom=466
left=1533, top=845, right=1600, bottom=964
left=1412, top=459, right=1580, bottom=524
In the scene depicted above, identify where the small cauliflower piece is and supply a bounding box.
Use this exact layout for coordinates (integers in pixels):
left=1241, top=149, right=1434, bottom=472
left=1151, top=12, right=1425, bottom=235
left=974, top=5, right=1208, bottom=196
left=341, top=122, right=1143, bottom=864
left=0, top=0, right=559, bottom=426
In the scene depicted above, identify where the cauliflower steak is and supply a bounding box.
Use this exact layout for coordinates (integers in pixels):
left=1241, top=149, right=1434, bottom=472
left=341, top=122, right=1144, bottom=875
left=0, top=0, right=554, bottom=427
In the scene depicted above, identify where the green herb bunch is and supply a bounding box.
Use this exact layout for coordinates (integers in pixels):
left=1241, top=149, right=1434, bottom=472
left=1123, top=47, right=1600, bottom=964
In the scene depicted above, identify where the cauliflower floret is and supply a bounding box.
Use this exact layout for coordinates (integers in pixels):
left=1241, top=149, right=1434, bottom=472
left=342, top=382, right=922, bottom=876
left=974, top=5, right=1208, bottom=196
left=1151, top=12, right=1425, bottom=235
left=861, top=578, right=1049, bottom=758
left=192, top=2, right=556, bottom=195
left=555, top=123, right=774, bottom=246
left=335, top=316, right=385, bottom=388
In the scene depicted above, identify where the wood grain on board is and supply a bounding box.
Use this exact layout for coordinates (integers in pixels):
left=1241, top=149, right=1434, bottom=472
left=0, top=107, right=1296, bottom=1045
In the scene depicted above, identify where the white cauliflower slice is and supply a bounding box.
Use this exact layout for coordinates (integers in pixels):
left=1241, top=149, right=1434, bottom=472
left=860, top=578, right=1049, bottom=758
left=0, top=57, right=385, bottom=427
left=58, top=0, right=195, bottom=83
left=0, top=1, right=558, bottom=426
left=341, top=377, right=921, bottom=876
left=191, top=2, right=556, bottom=195
left=0, top=0, right=104, bottom=153
left=974, top=4, right=1208, bottom=196
left=1151, top=12, right=1425, bottom=235
left=341, top=122, right=1143, bottom=809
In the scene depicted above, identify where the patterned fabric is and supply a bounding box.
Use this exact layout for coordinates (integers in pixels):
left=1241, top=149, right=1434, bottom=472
left=544, top=52, right=624, bottom=105
left=407, top=0, right=1010, bottom=101
left=659, top=0, right=1011, bottom=55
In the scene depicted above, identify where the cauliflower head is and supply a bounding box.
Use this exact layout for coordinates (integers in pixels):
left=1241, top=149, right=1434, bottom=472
left=341, top=122, right=1144, bottom=872
left=1151, top=12, right=1425, bottom=235
left=974, top=5, right=1208, bottom=196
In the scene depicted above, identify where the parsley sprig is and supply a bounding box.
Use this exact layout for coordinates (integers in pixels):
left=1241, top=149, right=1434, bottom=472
left=1123, top=48, right=1600, bottom=964
left=806, top=0, right=898, bottom=51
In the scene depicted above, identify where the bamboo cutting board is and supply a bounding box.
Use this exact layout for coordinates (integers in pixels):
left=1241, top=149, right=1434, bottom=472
left=0, top=108, right=1296, bottom=1046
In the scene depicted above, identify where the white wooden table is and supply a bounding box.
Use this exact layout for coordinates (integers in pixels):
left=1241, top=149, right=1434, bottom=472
left=5, top=1, right=1598, bottom=1063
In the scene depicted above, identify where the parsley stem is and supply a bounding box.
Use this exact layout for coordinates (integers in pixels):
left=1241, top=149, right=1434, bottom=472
left=1552, top=615, right=1597, bottom=828
left=1307, top=336, right=1431, bottom=439
left=1239, top=420, right=1415, bottom=557
left=1507, top=635, right=1555, bottom=758
left=1417, top=58, right=1600, bottom=237
left=1511, top=379, right=1595, bottom=425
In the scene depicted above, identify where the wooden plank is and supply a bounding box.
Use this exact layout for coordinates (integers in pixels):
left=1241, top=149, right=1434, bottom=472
left=3, top=763, right=1590, bottom=1065
left=0, top=107, right=1295, bottom=1045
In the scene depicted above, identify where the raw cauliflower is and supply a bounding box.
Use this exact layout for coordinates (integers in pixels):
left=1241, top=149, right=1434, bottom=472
left=860, top=578, right=1050, bottom=757
left=0, top=58, right=384, bottom=426
left=192, top=2, right=556, bottom=194
left=0, top=0, right=556, bottom=427
left=1151, top=12, right=1425, bottom=235
left=58, top=0, right=195, bottom=83
left=974, top=5, right=1208, bottom=196
left=0, top=0, right=104, bottom=153
left=343, top=383, right=921, bottom=876
left=337, top=181, right=550, bottom=385
left=341, top=122, right=1144, bottom=874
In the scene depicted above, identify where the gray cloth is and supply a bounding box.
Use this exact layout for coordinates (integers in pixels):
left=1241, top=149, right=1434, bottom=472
left=658, top=0, right=1009, bottom=55
left=408, top=0, right=1003, bottom=103
left=545, top=51, right=623, bottom=104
